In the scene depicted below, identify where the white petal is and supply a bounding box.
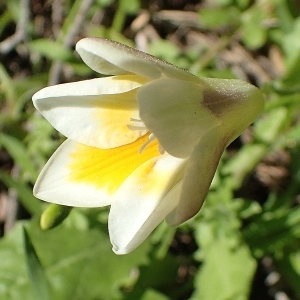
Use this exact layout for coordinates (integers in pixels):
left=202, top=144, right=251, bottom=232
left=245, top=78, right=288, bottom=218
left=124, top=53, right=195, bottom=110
left=34, top=140, right=113, bottom=207
left=108, top=155, right=186, bottom=254
left=34, top=134, right=162, bottom=208
left=33, top=76, right=148, bottom=148
left=166, top=128, right=227, bottom=226
left=76, top=38, right=199, bottom=82
left=138, top=78, right=220, bottom=158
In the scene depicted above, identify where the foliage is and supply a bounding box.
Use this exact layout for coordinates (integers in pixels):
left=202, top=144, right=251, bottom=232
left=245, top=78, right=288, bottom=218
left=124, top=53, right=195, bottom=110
left=1, top=0, right=300, bottom=299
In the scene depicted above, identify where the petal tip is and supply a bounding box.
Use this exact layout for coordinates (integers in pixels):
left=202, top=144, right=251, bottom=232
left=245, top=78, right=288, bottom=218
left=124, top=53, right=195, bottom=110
left=75, top=37, right=93, bottom=52
left=112, top=244, right=129, bottom=255
left=32, top=182, right=41, bottom=199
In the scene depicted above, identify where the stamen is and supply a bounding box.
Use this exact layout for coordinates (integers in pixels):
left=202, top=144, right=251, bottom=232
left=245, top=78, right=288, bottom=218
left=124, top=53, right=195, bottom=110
left=127, top=124, right=147, bottom=131
left=127, top=117, right=147, bottom=131
left=127, top=118, right=164, bottom=155
left=158, top=144, right=165, bottom=155
left=139, top=133, right=156, bottom=154
left=130, top=118, right=144, bottom=122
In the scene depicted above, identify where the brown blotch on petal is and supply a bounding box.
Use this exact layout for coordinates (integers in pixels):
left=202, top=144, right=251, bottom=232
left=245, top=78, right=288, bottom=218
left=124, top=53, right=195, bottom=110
left=202, top=87, right=240, bottom=118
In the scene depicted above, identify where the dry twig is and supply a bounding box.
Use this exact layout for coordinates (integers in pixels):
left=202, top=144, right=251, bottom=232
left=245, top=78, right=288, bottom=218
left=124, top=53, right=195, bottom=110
left=48, top=0, right=95, bottom=85
left=0, top=0, right=30, bottom=54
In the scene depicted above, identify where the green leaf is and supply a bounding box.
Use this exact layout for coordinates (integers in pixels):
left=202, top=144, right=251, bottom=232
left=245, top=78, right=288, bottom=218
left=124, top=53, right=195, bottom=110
left=243, top=207, right=300, bottom=257
left=275, top=0, right=295, bottom=33
left=125, top=254, right=181, bottom=300
left=0, top=9, right=12, bottom=34
left=192, top=232, right=256, bottom=300
left=148, top=40, right=183, bottom=68
left=223, top=107, right=289, bottom=189
left=0, top=63, right=15, bottom=105
left=27, top=215, right=150, bottom=300
left=209, top=0, right=234, bottom=6
left=27, top=39, right=74, bottom=62
left=192, top=182, right=256, bottom=300
left=275, top=250, right=300, bottom=299
left=282, top=17, right=300, bottom=67
left=5, top=0, right=22, bottom=23
left=23, top=226, right=51, bottom=300
left=0, top=215, right=151, bottom=300
left=0, top=223, right=34, bottom=300
left=241, top=6, right=267, bottom=49
left=0, top=133, right=39, bottom=181
left=141, top=289, right=170, bottom=300
left=199, top=6, right=240, bottom=29
left=119, top=0, right=140, bottom=14
left=96, top=0, right=115, bottom=7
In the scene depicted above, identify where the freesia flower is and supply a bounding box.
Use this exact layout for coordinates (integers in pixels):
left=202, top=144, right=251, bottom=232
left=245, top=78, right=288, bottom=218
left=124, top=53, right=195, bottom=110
left=32, top=37, right=264, bottom=254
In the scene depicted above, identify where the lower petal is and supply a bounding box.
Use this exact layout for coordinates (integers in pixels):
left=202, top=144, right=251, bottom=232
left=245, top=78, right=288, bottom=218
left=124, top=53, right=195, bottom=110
left=34, top=140, right=112, bottom=207
left=34, top=134, right=160, bottom=207
left=108, top=155, right=186, bottom=254
left=166, top=128, right=227, bottom=226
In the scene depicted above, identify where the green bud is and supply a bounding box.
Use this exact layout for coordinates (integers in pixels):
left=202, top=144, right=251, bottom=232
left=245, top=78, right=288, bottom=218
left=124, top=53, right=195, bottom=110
left=40, top=204, right=72, bottom=230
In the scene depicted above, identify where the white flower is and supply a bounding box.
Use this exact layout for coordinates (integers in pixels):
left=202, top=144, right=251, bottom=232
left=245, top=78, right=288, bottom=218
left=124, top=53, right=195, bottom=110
left=32, top=38, right=264, bottom=254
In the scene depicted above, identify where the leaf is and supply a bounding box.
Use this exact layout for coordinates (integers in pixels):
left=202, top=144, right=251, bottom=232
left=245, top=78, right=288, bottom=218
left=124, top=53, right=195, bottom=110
left=124, top=254, right=181, bottom=300
left=192, top=231, right=256, bottom=300
left=275, top=250, right=300, bottom=299
left=243, top=207, right=300, bottom=257
left=140, top=289, right=170, bottom=300
left=199, top=6, right=240, bottom=29
left=0, top=133, right=39, bottom=181
left=27, top=215, right=150, bottom=300
left=96, top=0, right=115, bottom=7
left=119, top=0, right=140, bottom=14
left=0, top=223, right=34, bottom=300
left=0, top=9, right=11, bottom=34
left=23, top=226, right=51, bottom=300
left=5, top=0, right=21, bottom=23
left=0, top=215, right=151, bottom=300
left=148, top=40, right=184, bottom=68
left=241, top=6, right=267, bottom=50
left=27, top=39, right=74, bottom=62
left=223, top=107, right=289, bottom=189
left=191, top=182, right=256, bottom=300
left=282, top=17, right=300, bottom=68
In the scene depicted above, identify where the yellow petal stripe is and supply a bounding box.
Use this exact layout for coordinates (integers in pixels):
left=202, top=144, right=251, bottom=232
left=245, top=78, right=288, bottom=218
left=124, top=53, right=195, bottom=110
left=125, top=156, right=184, bottom=196
left=67, top=134, right=160, bottom=194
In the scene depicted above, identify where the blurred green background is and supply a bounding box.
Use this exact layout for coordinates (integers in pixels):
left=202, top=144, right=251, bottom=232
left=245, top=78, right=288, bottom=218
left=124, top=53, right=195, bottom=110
left=1, top=0, right=300, bottom=299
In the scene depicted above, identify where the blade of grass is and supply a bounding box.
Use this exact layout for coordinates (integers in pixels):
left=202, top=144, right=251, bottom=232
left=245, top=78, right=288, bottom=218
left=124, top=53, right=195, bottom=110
left=23, top=225, right=51, bottom=300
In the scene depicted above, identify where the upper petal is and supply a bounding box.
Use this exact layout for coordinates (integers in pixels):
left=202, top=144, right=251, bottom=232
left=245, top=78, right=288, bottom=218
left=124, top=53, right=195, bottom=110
left=34, top=134, right=161, bottom=207
left=33, top=75, right=149, bottom=148
left=138, top=78, right=221, bottom=158
left=76, top=38, right=199, bottom=82
left=166, top=128, right=227, bottom=226
left=108, top=155, right=186, bottom=254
